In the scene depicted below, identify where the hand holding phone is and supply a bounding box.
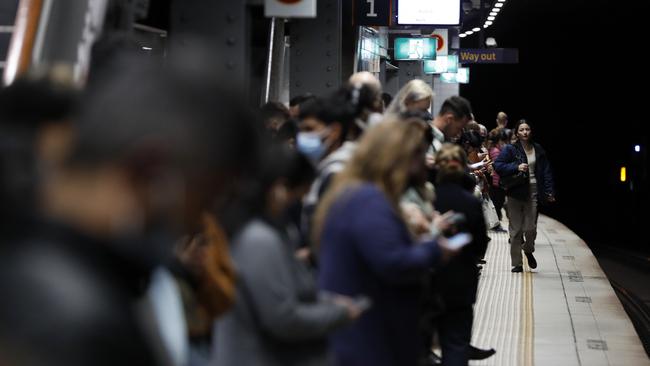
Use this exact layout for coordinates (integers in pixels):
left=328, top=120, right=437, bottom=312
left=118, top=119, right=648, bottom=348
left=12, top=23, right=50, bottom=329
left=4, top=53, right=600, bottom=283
left=443, top=232, right=473, bottom=250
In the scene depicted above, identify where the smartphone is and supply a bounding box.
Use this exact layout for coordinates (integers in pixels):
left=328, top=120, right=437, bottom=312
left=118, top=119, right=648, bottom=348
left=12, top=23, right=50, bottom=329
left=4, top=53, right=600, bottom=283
left=354, top=295, right=373, bottom=312
left=445, top=232, right=473, bottom=250
left=447, top=212, right=466, bottom=226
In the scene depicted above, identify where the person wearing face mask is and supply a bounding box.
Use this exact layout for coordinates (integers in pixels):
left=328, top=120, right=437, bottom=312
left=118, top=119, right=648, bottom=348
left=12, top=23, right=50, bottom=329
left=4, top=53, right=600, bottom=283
left=494, top=119, right=556, bottom=273
left=297, top=94, right=356, bottom=250
left=212, top=144, right=364, bottom=366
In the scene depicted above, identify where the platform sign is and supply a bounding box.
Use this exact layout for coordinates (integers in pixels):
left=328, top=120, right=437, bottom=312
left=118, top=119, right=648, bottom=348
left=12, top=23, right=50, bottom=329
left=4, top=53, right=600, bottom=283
left=459, top=48, right=519, bottom=64
left=265, top=0, right=317, bottom=18
left=423, top=55, right=458, bottom=74
left=354, top=0, right=391, bottom=26
left=394, top=38, right=437, bottom=61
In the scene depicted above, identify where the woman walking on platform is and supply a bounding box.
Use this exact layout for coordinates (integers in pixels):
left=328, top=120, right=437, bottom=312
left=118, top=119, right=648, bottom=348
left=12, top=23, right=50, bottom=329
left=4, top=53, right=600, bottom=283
left=494, top=120, right=555, bottom=273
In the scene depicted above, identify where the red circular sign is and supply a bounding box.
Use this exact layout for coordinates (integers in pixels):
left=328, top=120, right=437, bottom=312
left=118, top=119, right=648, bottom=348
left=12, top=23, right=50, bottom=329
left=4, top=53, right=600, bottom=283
left=431, top=34, right=445, bottom=52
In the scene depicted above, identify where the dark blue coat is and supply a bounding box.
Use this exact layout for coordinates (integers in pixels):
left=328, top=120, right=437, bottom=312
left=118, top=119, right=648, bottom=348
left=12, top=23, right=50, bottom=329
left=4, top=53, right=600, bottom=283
left=318, top=184, right=441, bottom=366
left=494, top=141, right=555, bottom=203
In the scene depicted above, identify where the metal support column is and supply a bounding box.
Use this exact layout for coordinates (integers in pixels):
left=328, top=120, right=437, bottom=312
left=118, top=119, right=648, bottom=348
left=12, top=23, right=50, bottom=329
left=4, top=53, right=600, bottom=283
left=261, top=17, right=285, bottom=104
left=289, top=0, right=341, bottom=99
left=170, top=0, right=248, bottom=90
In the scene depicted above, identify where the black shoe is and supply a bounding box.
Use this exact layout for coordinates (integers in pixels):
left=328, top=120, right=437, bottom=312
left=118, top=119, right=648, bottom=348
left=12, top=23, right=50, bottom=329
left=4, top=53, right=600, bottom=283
left=525, top=252, right=537, bottom=269
left=511, top=265, right=523, bottom=273
left=478, top=259, right=487, bottom=264
left=469, top=345, right=496, bottom=360
left=491, top=226, right=508, bottom=233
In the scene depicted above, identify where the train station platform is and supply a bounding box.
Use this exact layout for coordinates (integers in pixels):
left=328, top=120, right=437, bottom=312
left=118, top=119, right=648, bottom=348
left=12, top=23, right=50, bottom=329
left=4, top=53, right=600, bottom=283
left=470, top=215, right=649, bottom=366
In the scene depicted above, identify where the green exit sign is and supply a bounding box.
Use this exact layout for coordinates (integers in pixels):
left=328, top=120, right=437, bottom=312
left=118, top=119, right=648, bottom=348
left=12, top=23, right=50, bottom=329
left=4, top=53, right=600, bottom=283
left=394, top=38, right=437, bottom=61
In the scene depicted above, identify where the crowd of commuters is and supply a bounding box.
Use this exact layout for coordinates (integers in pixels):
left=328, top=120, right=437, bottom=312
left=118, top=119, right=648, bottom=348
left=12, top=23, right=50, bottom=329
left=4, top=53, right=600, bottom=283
left=0, top=45, right=555, bottom=366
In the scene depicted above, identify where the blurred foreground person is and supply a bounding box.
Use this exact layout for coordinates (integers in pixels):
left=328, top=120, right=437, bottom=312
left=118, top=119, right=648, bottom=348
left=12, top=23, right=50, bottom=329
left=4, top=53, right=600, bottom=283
left=0, top=51, right=262, bottom=366
left=314, top=118, right=459, bottom=366
left=213, top=145, right=362, bottom=366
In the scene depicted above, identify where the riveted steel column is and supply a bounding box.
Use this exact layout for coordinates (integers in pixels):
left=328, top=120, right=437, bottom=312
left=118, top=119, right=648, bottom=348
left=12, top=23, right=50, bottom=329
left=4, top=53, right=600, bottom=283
left=289, top=0, right=341, bottom=99
left=170, top=0, right=247, bottom=89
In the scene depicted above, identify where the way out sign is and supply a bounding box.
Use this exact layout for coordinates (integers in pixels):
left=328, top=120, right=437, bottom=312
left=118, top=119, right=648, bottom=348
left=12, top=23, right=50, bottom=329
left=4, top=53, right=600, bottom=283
left=265, top=0, right=317, bottom=18
left=459, top=48, right=519, bottom=64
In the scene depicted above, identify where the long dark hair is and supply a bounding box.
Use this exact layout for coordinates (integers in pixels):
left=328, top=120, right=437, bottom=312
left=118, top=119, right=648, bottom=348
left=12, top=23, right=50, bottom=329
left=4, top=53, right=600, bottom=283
left=514, top=119, right=533, bottom=141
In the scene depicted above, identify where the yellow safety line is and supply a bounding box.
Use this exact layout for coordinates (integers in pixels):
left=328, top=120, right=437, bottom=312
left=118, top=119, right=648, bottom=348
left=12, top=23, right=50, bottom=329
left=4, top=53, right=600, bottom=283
left=522, top=257, right=535, bottom=366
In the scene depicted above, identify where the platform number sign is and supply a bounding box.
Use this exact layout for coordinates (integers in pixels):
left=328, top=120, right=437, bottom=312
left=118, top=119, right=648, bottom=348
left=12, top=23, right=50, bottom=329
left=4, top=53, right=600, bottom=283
left=354, top=0, right=390, bottom=26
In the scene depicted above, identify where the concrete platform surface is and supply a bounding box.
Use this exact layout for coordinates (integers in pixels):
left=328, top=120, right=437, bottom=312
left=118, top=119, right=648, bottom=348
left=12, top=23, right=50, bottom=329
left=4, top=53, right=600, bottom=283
left=470, top=215, right=649, bottom=366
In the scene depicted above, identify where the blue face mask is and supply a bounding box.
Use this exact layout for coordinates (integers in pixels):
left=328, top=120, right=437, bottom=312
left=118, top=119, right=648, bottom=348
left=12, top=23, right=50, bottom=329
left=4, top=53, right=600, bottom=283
left=297, top=131, right=327, bottom=164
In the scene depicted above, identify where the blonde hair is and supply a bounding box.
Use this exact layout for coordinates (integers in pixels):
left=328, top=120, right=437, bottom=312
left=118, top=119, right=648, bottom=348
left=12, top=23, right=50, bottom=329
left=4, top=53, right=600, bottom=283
left=385, top=79, right=434, bottom=115
left=312, top=117, right=430, bottom=246
left=434, top=143, right=468, bottom=184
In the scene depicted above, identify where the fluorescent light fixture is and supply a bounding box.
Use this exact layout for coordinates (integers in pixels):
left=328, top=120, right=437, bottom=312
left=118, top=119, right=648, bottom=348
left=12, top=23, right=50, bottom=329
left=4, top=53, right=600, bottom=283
left=493, top=7, right=501, bottom=12
left=459, top=33, right=467, bottom=38
left=472, top=27, right=480, bottom=31
left=485, top=20, right=493, bottom=25
left=466, top=30, right=474, bottom=35
left=498, top=0, right=506, bottom=2
left=142, top=46, right=153, bottom=50
left=489, top=11, right=497, bottom=16
left=495, top=3, right=504, bottom=7
left=634, top=145, right=641, bottom=152
left=487, top=16, right=495, bottom=20
left=483, top=24, right=490, bottom=28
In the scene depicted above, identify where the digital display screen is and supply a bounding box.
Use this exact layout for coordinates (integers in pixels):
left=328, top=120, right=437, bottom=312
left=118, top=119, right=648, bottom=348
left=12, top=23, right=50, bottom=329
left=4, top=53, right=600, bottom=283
left=423, top=55, right=458, bottom=74
left=397, top=0, right=461, bottom=25
left=441, top=67, right=469, bottom=84
left=394, top=38, right=437, bottom=61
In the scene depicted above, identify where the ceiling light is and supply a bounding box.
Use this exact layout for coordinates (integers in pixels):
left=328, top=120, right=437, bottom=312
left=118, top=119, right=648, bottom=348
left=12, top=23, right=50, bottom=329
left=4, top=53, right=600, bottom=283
left=495, top=3, right=504, bottom=7
left=483, top=24, right=490, bottom=28
left=485, top=37, right=497, bottom=47
left=466, top=31, right=474, bottom=35
left=490, top=11, right=497, bottom=16
left=493, top=7, right=501, bottom=12
left=459, top=33, right=467, bottom=38
left=485, top=20, right=493, bottom=25
left=142, top=47, right=153, bottom=51
left=487, top=16, right=495, bottom=20
left=472, top=27, right=480, bottom=31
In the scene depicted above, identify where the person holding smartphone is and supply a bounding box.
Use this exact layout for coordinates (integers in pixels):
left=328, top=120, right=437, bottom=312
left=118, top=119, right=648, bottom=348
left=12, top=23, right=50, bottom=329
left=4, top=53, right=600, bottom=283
left=430, top=143, right=493, bottom=366
left=494, top=119, right=556, bottom=273
left=313, top=118, right=461, bottom=366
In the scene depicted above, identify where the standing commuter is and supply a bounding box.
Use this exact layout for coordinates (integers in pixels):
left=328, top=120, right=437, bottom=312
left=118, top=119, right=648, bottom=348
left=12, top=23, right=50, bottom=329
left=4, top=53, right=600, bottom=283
left=432, top=144, right=490, bottom=366
left=213, top=145, right=362, bottom=366
left=487, top=128, right=511, bottom=225
left=494, top=120, right=556, bottom=272
left=385, top=79, right=434, bottom=117
left=314, top=118, right=459, bottom=366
